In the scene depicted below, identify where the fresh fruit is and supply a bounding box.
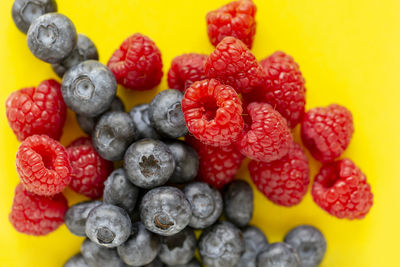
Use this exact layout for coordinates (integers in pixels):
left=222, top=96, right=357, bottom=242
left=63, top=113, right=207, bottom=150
left=172, top=259, right=202, bottom=267
left=224, top=180, right=254, bottom=227
left=65, top=201, right=102, bottom=236
left=81, top=239, right=125, bottom=267
left=64, top=253, right=89, bottom=267
left=257, top=242, right=301, bottom=267
left=236, top=226, right=269, bottom=267
left=129, top=104, right=160, bottom=139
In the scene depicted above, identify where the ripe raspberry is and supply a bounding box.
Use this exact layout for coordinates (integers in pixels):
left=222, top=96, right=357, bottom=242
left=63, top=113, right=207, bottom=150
left=243, top=51, right=306, bottom=128
left=9, top=184, right=68, bottom=236
left=206, top=0, right=257, bottom=48
left=205, top=37, right=266, bottom=94
left=249, top=143, right=309, bottom=206
left=186, top=135, right=244, bottom=189
left=237, top=102, right=292, bottom=162
left=301, top=104, right=353, bottom=162
left=5, top=79, right=66, bottom=141
left=312, top=159, right=373, bottom=219
left=108, top=33, right=163, bottom=90
left=181, top=79, right=244, bottom=147
left=67, top=137, right=113, bottom=198
left=167, top=53, right=208, bottom=92
left=16, top=135, right=71, bottom=196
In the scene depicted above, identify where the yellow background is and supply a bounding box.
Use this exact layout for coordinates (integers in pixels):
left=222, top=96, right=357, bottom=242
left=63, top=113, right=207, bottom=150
left=0, top=0, right=399, bottom=266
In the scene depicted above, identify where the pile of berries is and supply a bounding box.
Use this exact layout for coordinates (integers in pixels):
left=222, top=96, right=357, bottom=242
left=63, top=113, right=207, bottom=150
left=6, top=0, right=374, bottom=266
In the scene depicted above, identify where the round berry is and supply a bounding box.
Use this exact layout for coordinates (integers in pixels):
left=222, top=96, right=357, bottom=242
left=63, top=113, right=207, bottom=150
left=81, top=239, right=125, bottom=267
left=64, top=253, right=89, bottom=267
left=236, top=226, right=269, bottom=267
left=62, top=60, right=117, bottom=117
left=224, top=180, right=254, bottom=227
left=257, top=242, right=301, bottom=267
left=129, top=104, right=160, bottom=140
left=140, top=186, right=192, bottom=236
left=171, top=259, right=202, bottom=267
left=27, top=13, right=77, bottom=63
left=65, top=200, right=102, bottom=236
left=144, top=259, right=164, bottom=267
left=124, top=139, right=175, bottom=189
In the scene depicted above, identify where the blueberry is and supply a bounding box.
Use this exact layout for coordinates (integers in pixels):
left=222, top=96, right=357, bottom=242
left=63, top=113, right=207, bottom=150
left=224, top=180, right=254, bottom=228
left=236, top=226, right=269, bottom=267
left=62, top=60, right=117, bottom=117
left=12, top=0, right=57, bottom=33
left=27, top=13, right=77, bottom=63
left=140, top=186, right=191, bottom=236
left=103, top=168, right=139, bottom=214
left=52, top=34, right=99, bottom=78
left=199, top=221, right=244, bottom=267
left=81, top=239, right=125, bottom=267
left=117, top=221, right=160, bottom=266
left=284, top=225, right=327, bottom=267
left=169, top=258, right=202, bottom=267
left=92, top=111, right=136, bottom=161
left=124, top=139, right=175, bottom=189
left=144, top=259, right=164, bottom=267
left=64, top=253, right=89, bottom=267
left=148, top=89, right=188, bottom=138
left=158, top=227, right=197, bottom=266
left=256, top=243, right=301, bottom=267
left=165, top=140, right=199, bottom=184
left=65, top=200, right=102, bottom=236
left=183, top=182, right=223, bottom=229
left=85, top=204, right=132, bottom=248
left=129, top=104, right=160, bottom=140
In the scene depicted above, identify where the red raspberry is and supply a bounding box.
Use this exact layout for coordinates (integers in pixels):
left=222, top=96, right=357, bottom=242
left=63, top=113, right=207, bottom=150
left=107, top=33, right=163, bottom=90
left=312, top=159, right=373, bottom=219
left=243, top=51, right=306, bottom=128
left=16, top=135, right=71, bottom=196
left=205, top=37, right=266, bottom=94
left=206, top=0, right=257, bottom=48
left=9, top=184, right=68, bottom=236
left=249, top=143, right=309, bottom=206
left=237, top=102, right=292, bottom=162
left=301, top=104, right=353, bottom=162
left=181, top=79, right=244, bottom=147
left=186, top=135, right=244, bottom=189
left=67, top=137, right=113, bottom=198
left=167, top=53, right=208, bottom=92
left=5, top=79, right=66, bottom=141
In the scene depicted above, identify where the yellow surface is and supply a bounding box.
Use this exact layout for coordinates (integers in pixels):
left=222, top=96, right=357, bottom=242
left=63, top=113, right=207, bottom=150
left=0, top=0, right=399, bottom=266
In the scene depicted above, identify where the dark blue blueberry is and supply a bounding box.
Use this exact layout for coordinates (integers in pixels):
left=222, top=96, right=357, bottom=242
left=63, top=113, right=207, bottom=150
left=284, top=225, right=327, bottom=267
left=85, top=204, right=132, bottom=248
left=124, top=139, right=175, bottom=189
left=148, top=89, right=188, bottom=138
left=257, top=243, right=301, bottom=267
left=170, top=258, right=202, bottom=267
left=64, top=253, right=89, bottom=267
left=81, top=239, right=125, bottom=267
left=140, top=186, right=191, bottom=236
left=27, top=13, right=77, bottom=63
left=144, top=259, right=164, bottom=267
left=129, top=104, right=160, bottom=140
left=183, top=182, right=223, bottom=229
left=199, top=221, right=244, bottom=267
left=62, top=60, right=117, bottom=117
left=236, top=226, right=269, bottom=267
left=64, top=200, right=102, bottom=236
left=224, top=180, right=254, bottom=228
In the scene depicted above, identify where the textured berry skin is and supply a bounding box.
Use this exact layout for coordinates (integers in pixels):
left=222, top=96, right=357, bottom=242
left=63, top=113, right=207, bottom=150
left=67, top=137, right=113, bottom=198
left=257, top=242, right=301, bottom=267
left=108, top=33, right=163, bottom=90
left=236, top=226, right=269, bottom=267
left=6, top=79, right=66, bottom=141
left=64, top=253, right=89, bottom=267
left=205, top=37, right=266, bottom=94
left=224, top=180, right=254, bottom=227
left=301, top=104, right=354, bottom=162
left=65, top=201, right=102, bottom=236
left=81, top=239, right=125, bottom=267
left=243, top=51, right=306, bottom=128
left=182, top=79, right=244, bottom=147
left=16, top=135, right=71, bottom=196
left=9, top=184, right=68, bottom=236
left=237, top=102, right=292, bottom=162
left=249, top=142, right=309, bottom=207
left=186, top=135, right=244, bottom=189
left=311, top=159, right=373, bottom=219
left=206, top=0, right=257, bottom=48
left=129, top=104, right=160, bottom=139
left=167, top=53, right=207, bottom=92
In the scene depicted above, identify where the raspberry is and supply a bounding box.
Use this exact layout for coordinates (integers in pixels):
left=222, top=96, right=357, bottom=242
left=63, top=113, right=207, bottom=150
left=243, top=51, right=306, bottom=128
left=9, top=184, right=68, bottom=236
left=181, top=79, right=244, bottom=147
left=186, top=135, right=244, bottom=189
left=16, top=135, right=71, bottom=196
left=249, top=143, right=309, bottom=206
left=67, top=137, right=113, bottom=198
left=167, top=53, right=208, bottom=92
left=311, top=159, right=373, bottom=219
left=237, top=102, right=292, bottom=162
left=206, top=0, right=257, bottom=48
left=5, top=79, right=66, bottom=141
left=205, top=37, right=266, bottom=94
left=301, top=104, right=353, bottom=162
left=108, top=33, right=163, bottom=90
